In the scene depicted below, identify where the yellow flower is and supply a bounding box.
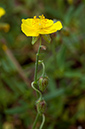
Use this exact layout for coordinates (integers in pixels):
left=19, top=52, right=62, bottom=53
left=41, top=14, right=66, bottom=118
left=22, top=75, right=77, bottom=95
left=67, top=0, right=73, bottom=5
left=21, top=14, right=63, bottom=37
left=0, top=7, right=6, bottom=18
left=0, top=23, right=10, bottom=32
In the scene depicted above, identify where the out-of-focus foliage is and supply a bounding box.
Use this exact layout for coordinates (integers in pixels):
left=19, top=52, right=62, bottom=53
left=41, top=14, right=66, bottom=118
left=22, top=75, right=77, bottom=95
left=0, top=0, right=85, bottom=129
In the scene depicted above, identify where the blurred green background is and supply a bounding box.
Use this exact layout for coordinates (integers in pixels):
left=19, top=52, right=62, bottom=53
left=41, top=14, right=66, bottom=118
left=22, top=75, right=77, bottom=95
left=0, top=0, right=85, bottom=129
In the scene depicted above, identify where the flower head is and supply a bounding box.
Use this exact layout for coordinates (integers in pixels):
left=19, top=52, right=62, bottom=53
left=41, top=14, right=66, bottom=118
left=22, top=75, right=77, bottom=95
left=21, top=14, right=63, bottom=37
left=0, top=7, right=6, bottom=18
left=0, top=23, right=10, bottom=32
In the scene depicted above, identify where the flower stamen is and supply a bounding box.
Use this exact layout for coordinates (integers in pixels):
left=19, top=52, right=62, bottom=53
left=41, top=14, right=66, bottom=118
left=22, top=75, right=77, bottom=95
left=39, top=14, right=45, bottom=19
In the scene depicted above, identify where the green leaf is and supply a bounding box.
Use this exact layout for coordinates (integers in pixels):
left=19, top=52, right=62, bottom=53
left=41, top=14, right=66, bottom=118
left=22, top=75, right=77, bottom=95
left=32, top=36, right=39, bottom=45
left=44, top=88, right=65, bottom=101
left=5, top=104, right=29, bottom=114
left=42, top=34, right=51, bottom=43
left=48, top=78, right=57, bottom=92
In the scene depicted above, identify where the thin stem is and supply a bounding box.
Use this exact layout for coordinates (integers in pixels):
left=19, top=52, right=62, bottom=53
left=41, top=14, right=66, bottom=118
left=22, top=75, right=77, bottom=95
left=32, top=36, right=42, bottom=129
left=34, top=37, right=41, bottom=82
left=31, top=82, right=42, bottom=100
left=52, top=40, right=57, bottom=68
left=39, top=114, right=45, bottom=129
left=32, top=113, right=40, bottom=129
left=41, top=62, right=45, bottom=77
left=38, top=60, right=45, bottom=77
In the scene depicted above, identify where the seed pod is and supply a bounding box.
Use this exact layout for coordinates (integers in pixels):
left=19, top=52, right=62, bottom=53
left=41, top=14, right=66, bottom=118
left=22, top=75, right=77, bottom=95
left=36, top=100, right=47, bottom=114
left=38, top=76, right=48, bottom=92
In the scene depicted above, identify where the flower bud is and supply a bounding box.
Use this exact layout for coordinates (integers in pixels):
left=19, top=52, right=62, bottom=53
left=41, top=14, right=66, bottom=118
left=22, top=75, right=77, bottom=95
left=38, top=76, right=48, bottom=92
left=36, top=100, right=47, bottom=114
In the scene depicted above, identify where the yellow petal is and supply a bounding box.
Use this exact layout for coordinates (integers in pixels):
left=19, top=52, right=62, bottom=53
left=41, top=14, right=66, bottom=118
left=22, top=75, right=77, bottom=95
left=22, top=19, right=33, bottom=26
left=0, top=7, right=5, bottom=18
left=21, top=23, right=39, bottom=36
left=39, top=21, right=63, bottom=34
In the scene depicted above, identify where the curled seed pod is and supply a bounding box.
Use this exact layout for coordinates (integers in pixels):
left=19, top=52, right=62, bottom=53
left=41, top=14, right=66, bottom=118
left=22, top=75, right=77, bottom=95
left=36, top=100, right=47, bottom=114
left=38, top=76, right=48, bottom=92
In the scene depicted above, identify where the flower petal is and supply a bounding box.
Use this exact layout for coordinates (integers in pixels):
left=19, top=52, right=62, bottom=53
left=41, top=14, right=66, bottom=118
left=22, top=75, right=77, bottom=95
left=0, top=7, right=5, bottom=18
left=39, top=21, right=63, bottom=34
left=22, top=19, right=33, bottom=26
left=21, top=22, right=39, bottom=37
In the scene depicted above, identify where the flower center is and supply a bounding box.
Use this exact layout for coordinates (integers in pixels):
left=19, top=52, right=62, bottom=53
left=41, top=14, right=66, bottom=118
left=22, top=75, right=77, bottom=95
left=32, top=15, right=50, bottom=29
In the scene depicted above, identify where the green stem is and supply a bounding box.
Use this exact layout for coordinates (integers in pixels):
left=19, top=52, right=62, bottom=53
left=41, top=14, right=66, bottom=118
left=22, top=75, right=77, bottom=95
left=34, top=37, right=41, bottom=82
left=41, top=62, right=45, bottom=77
left=52, top=40, right=56, bottom=68
left=32, top=113, right=40, bottom=129
left=32, top=36, right=42, bottom=129
left=31, top=82, right=42, bottom=100
left=39, top=114, right=45, bottom=129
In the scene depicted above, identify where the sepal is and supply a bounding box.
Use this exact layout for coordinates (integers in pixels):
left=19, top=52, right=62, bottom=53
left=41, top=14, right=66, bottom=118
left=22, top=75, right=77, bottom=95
left=32, top=36, right=39, bottom=45
left=38, top=76, right=48, bottom=92
left=42, top=34, right=51, bottom=43
left=36, top=99, right=47, bottom=114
